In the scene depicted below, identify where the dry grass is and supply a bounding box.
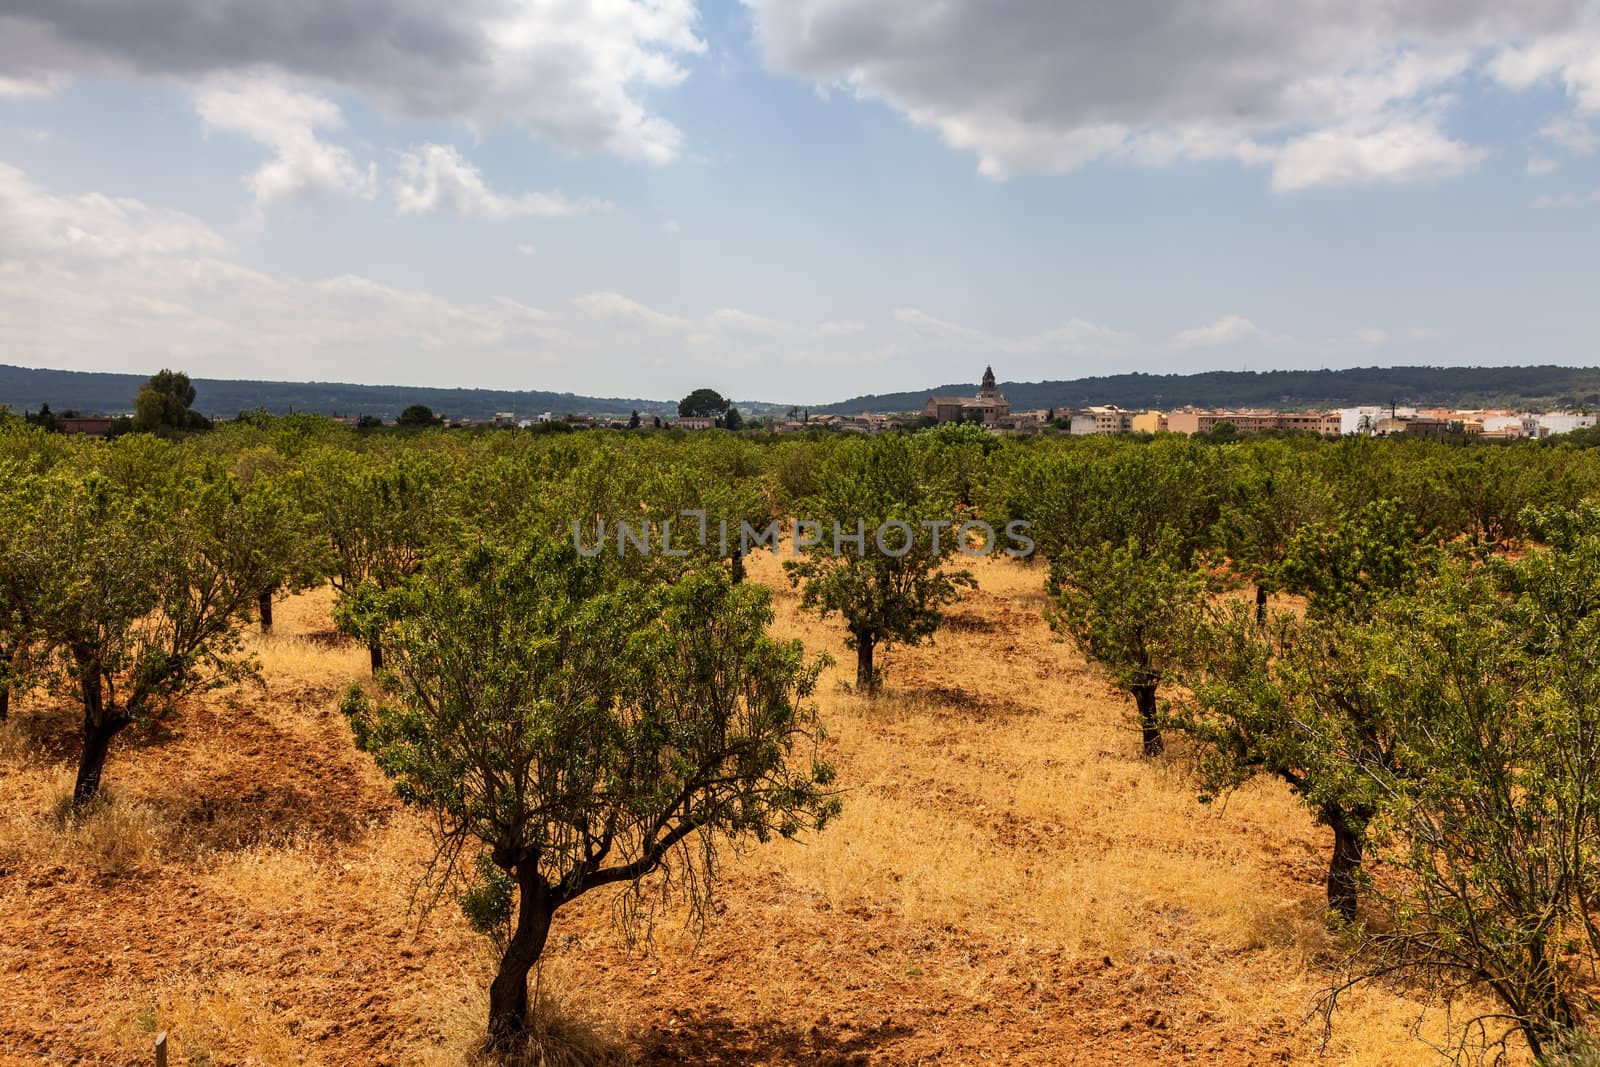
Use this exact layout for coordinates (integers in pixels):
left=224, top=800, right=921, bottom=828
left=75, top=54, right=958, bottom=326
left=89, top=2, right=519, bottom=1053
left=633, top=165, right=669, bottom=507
left=116, top=975, right=306, bottom=1067
left=0, top=554, right=1520, bottom=1065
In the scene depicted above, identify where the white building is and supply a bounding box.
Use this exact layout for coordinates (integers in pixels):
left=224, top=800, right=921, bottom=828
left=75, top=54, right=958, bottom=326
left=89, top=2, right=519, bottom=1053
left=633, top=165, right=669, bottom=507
left=1539, top=412, right=1597, bottom=436
left=1339, top=406, right=1416, bottom=435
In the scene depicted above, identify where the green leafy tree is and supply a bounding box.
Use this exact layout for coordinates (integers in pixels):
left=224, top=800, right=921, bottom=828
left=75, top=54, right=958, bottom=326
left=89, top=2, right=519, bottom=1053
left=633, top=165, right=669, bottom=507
left=678, top=388, right=729, bottom=420
left=26, top=464, right=279, bottom=804
left=396, top=404, right=442, bottom=429
left=722, top=405, right=744, bottom=431
left=1009, top=438, right=1223, bottom=754
left=1313, top=531, right=1600, bottom=1057
left=1170, top=500, right=1435, bottom=918
left=341, top=540, right=838, bottom=1049
left=785, top=435, right=976, bottom=693
left=131, top=369, right=212, bottom=434
left=26, top=404, right=65, bottom=433
left=1217, top=446, right=1334, bottom=621
left=229, top=457, right=328, bottom=633
left=627, top=410, right=642, bottom=430
left=1276, top=497, right=1429, bottom=618
left=0, top=460, right=42, bottom=721
left=308, top=447, right=449, bottom=671
left=1050, top=530, right=1210, bottom=756
left=1170, top=601, right=1402, bottom=920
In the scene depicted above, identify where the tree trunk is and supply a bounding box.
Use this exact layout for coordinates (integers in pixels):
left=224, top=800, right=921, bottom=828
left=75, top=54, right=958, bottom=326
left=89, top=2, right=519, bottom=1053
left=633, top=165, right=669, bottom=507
left=1132, top=683, right=1163, bottom=757
left=1254, top=583, right=1268, bottom=625
left=73, top=667, right=128, bottom=807
left=729, top=546, right=745, bottom=584
left=1326, top=816, right=1365, bottom=922
left=486, top=865, right=556, bottom=1050
left=0, top=642, right=12, bottom=722
left=369, top=641, right=383, bottom=674
left=856, top=636, right=877, bottom=695
left=258, top=586, right=275, bottom=634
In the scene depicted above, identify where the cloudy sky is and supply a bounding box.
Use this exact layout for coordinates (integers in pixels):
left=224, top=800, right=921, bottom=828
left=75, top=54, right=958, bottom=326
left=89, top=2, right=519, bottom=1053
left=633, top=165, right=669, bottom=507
left=1, top=0, right=1598, bottom=404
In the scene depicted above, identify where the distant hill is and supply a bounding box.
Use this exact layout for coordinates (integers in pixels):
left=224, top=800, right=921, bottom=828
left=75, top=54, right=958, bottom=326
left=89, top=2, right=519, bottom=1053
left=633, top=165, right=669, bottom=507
left=9, top=362, right=1600, bottom=424
left=0, top=365, right=694, bottom=420
left=820, top=365, right=1600, bottom=415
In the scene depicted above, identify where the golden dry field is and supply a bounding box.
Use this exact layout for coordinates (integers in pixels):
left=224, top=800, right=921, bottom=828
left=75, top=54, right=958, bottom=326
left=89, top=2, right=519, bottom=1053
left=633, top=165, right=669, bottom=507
left=0, top=552, right=1495, bottom=1065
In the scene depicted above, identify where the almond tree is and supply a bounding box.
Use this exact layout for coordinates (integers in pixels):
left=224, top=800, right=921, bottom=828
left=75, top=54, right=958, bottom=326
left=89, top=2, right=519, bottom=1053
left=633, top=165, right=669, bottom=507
left=27, top=464, right=280, bottom=804
left=1049, top=529, right=1211, bottom=756
left=1216, top=442, right=1333, bottom=622
left=307, top=446, right=449, bottom=670
left=784, top=434, right=975, bottom=694
left=1310, top=527, right=1600, bottom=1058
left=1169, top=499, right=1438, bottom=919
left=0, top=459, right=37, bottom=722
left=1009, top=438, right=1223, bottom=754
left=341, top=540, right=838, bottom=1049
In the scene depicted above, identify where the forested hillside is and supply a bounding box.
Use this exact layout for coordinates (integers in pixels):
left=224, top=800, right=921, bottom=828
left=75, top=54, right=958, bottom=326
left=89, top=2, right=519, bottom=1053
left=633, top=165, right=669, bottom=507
left=10, top=363, right=1600, bottom=422
left=821, top=364, right=1600, bottom=414
left=0, top=364, right=684, bottom=420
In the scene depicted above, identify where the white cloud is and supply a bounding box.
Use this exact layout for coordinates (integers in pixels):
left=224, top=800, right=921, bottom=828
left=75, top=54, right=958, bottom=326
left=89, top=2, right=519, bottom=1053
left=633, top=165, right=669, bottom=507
left=743, top=1, right=1596, bottom=189
left=196, top=78, right=375, bottom=205
left=1268, top=113, right=1488, bottom=192
left=893, top=307, right=992, bottom=346
left=1170, top=315, right=1271, bottom=350
left=1354, top=327, right=1390, bottom=345
left=0, top=74, right=60, bottom=98
left=393, top=144, right=609, bottom=219
left=1034, top=319, right=1139, bottom=353
left=1540, top=115, right=1600, bottom=155
left=516, top=243, right=537, bottom=257
left=1528, top=154, right=1560, bottom=175
left=0, top=162, right=223, bottom=262
left=1535, top=187, right=1600, bottom=208
left=2, top=0, right=704, bottom=164
left=891, top=307, right=1138, bottom=357
left=1489, top=28, right=1600, bottom=113
left=573, top=290, right=693, bottom=332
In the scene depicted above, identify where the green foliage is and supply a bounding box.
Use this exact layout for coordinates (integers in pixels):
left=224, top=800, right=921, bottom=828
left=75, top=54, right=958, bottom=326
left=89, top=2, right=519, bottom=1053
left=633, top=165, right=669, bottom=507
left=678, top=388, right=729, bottom=419
left=1215, top=443, right=1334, bottom=603
left=396, top=404, right=442, bottom=428
left=784, top=435, right=976, bottom=692
left=343, top=536, right=837, bottom=1044
left=1277, top=497, right=1431, bottom=617
left=306, top=447, right=451, bottom=663
left=1009, top=437, right=1223, bottom=754
left=459, top=850, right=517, bottom=947
left=25, top=403, right=65, bottom=433
left=131, top=369, right=212, bottom=434
left=1050, top=530, right=1210, bottom=696
left=15, top=453, right=279, bottom=801
left=1305, top=546, right=1600, bottom=1059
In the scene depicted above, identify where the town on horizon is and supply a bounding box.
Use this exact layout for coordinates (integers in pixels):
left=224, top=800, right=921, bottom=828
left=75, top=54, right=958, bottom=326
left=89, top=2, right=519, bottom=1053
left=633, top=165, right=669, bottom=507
left=17, top=362, right=1599, bottom=442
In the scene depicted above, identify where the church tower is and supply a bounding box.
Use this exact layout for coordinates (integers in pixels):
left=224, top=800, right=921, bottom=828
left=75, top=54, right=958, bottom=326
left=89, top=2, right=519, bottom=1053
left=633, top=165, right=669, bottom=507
left=979, top=365, right=998, bottom=399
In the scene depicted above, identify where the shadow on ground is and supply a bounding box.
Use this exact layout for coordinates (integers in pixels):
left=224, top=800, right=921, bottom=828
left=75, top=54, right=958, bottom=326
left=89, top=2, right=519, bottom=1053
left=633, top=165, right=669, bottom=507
left=636, top=1007, right=913, bottom=1066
